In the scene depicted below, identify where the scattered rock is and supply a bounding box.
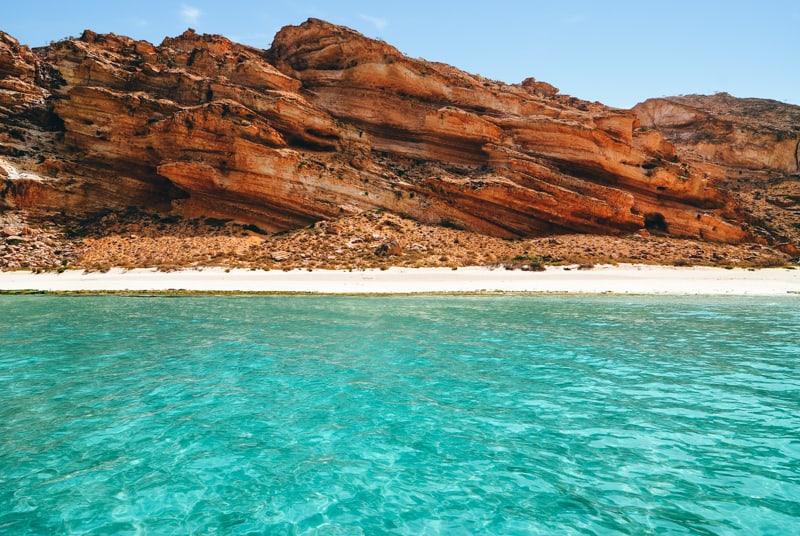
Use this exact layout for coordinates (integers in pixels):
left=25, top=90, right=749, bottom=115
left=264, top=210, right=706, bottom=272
left=270, top=250, right=291, bottom=262
left=0, top=210, right=793, bottom=272
left=374, top=240, right=402, bottom=257
left=519, top=263, right=546, bottom=272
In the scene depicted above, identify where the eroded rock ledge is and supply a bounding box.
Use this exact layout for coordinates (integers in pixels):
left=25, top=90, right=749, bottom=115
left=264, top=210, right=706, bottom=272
left=1, top=19, right=798, bottom=248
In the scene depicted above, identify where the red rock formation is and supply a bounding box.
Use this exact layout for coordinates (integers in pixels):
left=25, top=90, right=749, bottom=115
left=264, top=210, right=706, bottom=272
left=1, top=20, right=794, bottom=245
left=634, top=94, right=800, bottom=247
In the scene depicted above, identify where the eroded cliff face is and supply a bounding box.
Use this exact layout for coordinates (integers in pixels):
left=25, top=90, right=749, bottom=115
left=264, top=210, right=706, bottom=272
left=633, top=94, right=800, bottom=248
left=0, top=19, right=795, bottom=245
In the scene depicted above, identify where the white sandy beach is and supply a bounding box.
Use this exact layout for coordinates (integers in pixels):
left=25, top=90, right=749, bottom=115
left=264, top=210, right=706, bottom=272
left=1, top=264, right=799, bottom=295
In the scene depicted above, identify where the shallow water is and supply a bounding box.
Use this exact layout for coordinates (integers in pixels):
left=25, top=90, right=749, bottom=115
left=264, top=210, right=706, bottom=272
left=1, top=295, right=798, bottom=534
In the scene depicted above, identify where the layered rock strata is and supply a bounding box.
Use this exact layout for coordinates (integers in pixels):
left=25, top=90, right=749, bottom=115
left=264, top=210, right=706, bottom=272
left=1, top=19, right=797, bottom=246
left=634, top=94, right=800, bottom=249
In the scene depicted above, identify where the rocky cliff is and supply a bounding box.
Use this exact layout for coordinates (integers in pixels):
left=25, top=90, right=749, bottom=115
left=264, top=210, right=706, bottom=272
left=1, top=19, right=797, bottom=248
left=633, top=94, right=799, bottom=251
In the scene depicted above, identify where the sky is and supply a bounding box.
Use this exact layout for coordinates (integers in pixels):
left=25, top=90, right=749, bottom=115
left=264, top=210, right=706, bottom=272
left=2, top=1, right=798, bottom=109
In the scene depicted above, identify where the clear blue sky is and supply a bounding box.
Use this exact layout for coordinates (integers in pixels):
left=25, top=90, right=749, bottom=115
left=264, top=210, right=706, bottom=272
left=3, top=1, right=798, bottom=109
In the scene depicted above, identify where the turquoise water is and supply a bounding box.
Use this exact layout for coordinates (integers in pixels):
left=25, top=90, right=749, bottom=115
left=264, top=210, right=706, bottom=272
left=1, top=295, right=798, bottom=535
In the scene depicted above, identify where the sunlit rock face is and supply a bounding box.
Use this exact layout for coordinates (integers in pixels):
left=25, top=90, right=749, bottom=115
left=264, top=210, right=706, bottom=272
left=633, top=94, right=800, bottom=247
left=2, top=19, right=797, bottom=245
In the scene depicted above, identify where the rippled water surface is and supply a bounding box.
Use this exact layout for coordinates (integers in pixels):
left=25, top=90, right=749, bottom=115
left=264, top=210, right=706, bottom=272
left=1, top=295, right=799, bottom=534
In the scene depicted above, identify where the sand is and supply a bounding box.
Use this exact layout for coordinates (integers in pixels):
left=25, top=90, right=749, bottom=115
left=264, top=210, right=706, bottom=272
left=1, top=265, right=799, bottom=295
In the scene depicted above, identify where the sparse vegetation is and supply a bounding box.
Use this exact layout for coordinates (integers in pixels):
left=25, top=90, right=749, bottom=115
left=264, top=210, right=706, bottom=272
left=0, top=210, right=793, bottom=273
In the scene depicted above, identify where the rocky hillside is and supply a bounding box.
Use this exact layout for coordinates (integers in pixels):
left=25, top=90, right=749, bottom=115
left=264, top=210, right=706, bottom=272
left=1, top=19, right=798, bottom=258
left=634, top=94, right=799, bottom=250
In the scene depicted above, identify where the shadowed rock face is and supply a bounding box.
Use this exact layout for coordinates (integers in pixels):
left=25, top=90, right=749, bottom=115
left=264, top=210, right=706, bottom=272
left=0, top=19, right=795, bottom=245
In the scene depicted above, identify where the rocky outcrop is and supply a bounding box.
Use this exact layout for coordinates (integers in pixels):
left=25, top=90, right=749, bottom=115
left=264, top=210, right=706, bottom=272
left=0, top=20, right=794, bottom=246
left=634, top=94, right=800, bottom=174
left=0, top=32, right=58, bottom=123
left=633, top=94, right=800, bottom=247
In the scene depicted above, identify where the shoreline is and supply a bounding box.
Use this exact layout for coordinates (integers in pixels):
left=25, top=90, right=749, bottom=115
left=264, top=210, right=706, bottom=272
left=1, top=265, right=799, bottom=296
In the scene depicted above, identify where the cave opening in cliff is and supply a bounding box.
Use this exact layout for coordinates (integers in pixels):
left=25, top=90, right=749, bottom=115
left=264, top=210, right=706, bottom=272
left=644, top=212, right=668, bottom=233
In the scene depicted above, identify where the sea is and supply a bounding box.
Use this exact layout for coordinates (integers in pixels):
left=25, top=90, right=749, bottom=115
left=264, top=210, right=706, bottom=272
left=1, top=294, right=798, bottom=535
